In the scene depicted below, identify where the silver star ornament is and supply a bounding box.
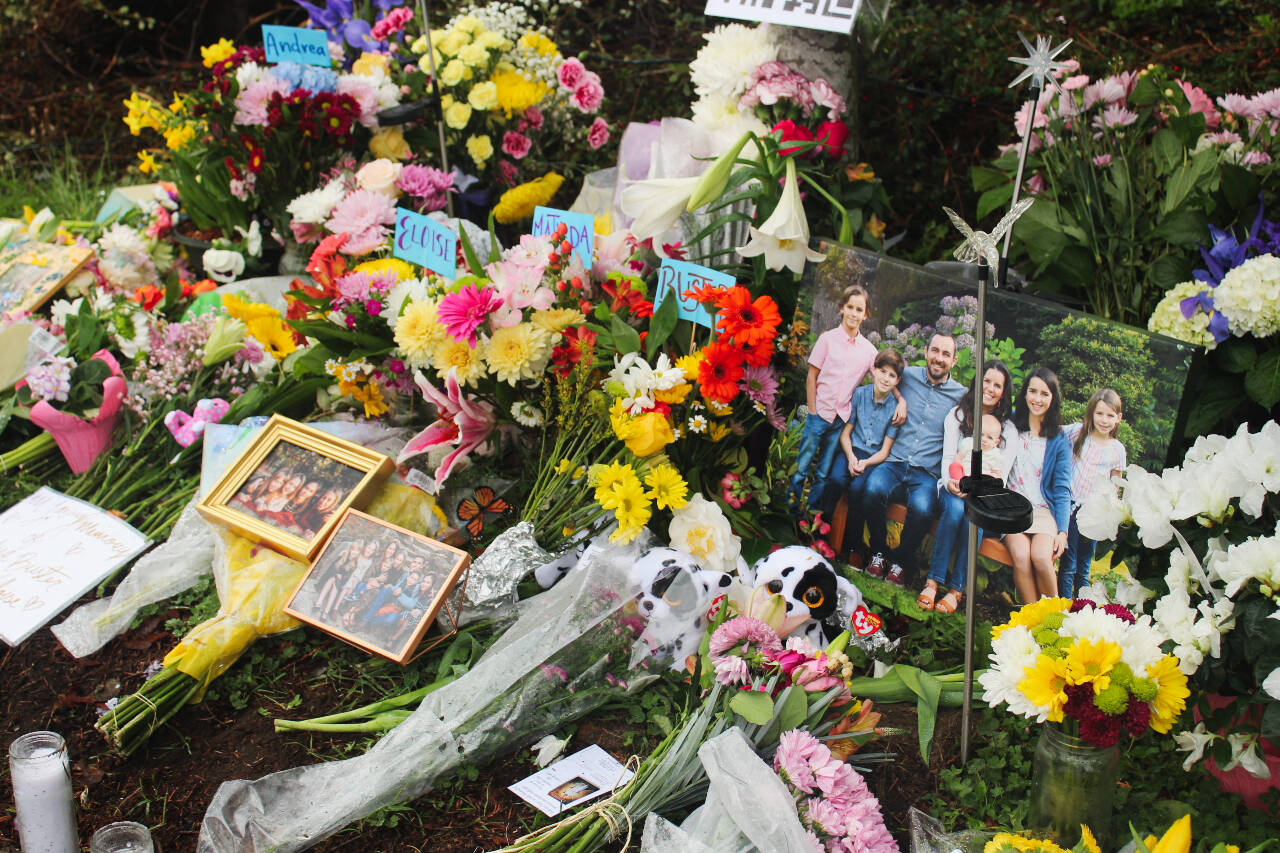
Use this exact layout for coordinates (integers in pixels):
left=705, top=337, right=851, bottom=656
left=1007, top=32, right=1073, bottom=94
left=942, top=198, right=1034, bottom=270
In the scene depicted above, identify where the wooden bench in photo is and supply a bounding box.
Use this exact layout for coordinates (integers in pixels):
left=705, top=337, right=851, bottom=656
left=827, top=495, right=1015, bottom=568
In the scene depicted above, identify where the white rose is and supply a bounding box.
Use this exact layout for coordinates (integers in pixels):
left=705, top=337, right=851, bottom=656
left=356, top=158, right=403, bottom=200
left=203, top=248, right=246, bottom=283
left=668, top=494, right=740, bottom=574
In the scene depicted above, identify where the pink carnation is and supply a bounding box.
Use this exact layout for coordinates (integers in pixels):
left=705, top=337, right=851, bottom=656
left=571, top=73, right=604, bottom=113
left=556, top=57, right=586, bottom=91
left=437, top=284, right=504, bottom=346
left=587, top=117, right=610, bottom=149
left=809, top=77, right=846, bottom=120
left=397, top=164, right=455, bottom=212
left=370, top=7, right=413, bottom=40
left=708, top=616, right=781, bottom=657
left=325, top=189, right=397, bottom=255
left=502, top=130, right=532, bottom=159
left=524, top=106, right=545, bottom=130
left=497, top=159, right=520, bottom=186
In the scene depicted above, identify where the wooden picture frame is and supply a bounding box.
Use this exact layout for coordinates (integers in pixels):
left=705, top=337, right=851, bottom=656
left=283, top=508, right=471, bottom=663
left=196, top=414, right=394, bottom=562
left=0, top=235, right=93, bottom=317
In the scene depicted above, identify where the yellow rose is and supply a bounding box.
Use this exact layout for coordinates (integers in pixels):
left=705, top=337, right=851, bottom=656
left=468, top=81, right=499, bottom=111
left=624, top=412, right=675, bottom=457
left=352, top=52, right=390, bottom=76
left=440, top=59, right=469, bottom=87
left=466, top=134, right=493, bottom=166
left=444, top=100, right=473, bottom=129
left=457, top=42, right=489, bottom=68
left=369, top=127, right=412, bottom=160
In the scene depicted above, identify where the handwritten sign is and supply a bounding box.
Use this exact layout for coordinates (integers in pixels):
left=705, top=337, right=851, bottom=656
left=0, top=488, right=149, bottom=646
left=531, top=206, right=594, bottom=266
left=262, top=25, right=332, bottom=67
left=394, top=207, right=457, bottom=279
left=655, top=259, right=731, bottom=329
left=704, top=0, right=861, bottom=35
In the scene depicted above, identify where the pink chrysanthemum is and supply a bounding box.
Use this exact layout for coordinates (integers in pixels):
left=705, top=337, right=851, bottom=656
left=436, top=284, right=504, bottom=346
left=326, top=189, right=397, bottom=255
left=708, top=616, right=781, bottom=657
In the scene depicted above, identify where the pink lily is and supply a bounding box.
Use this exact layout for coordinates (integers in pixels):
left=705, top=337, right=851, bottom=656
left=398, top=366, right=496, bottom=485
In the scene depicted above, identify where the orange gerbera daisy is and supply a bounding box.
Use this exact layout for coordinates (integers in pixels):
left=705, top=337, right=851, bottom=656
left=685, top=283, right=728, bottom=305
left=697, top=341, right=745, bottom=403
left=736, top=335, right=775, bottom=367
left=716, top=285, right=781, bottom=347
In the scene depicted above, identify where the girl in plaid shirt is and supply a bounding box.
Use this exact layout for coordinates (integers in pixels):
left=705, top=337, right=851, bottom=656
left=1059, top=389, right=1126, bottom=597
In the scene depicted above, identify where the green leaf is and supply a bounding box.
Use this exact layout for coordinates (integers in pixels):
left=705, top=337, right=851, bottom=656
left=1218, top=164, right=1261, bottom=212
left=457, top=223, right=484, bottom=275
left=1128, top=74, right=1161, bottom=106
left=610, top=314, right=642, bottom=356
left=1153, top=209, right=1207, bottom=246
left=1211, top=338, right=1258, bottom=374
left=1148, top=254, right=1192, bottom=289
left=976, top=183, right=1015, bottom=220
left=1151, top=129, right=1183, bottom=175
left=1167, top=112, right=1208, bottom=149
left=893, top=665, right=943, bottom=764
left=1182, top=372, right=1244, bottom=436
left=1244, top=348, right=1280, bottom=409
left=646, top=292, right=679, bottom=359
left=776, top=684, right=808, bottom=731
left=729, top=689, right=775, bottom=725
left=971, top=166, right=1010, bottom=193
left=1161, top=147, right=1218, bottom=216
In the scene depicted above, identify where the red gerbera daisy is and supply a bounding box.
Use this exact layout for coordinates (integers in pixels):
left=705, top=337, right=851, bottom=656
left=697, top=341, right=745, bottom=403
left=715, top=286, right=781, bottom=347
left=736, top=335, right=775, bottom=367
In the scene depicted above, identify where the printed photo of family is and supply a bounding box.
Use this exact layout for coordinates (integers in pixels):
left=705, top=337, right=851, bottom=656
left=285, top=510, right=469, bottom=661
left=227, top=439, right=366, bottom=542
left=791, top=244, right=1194, bottom=614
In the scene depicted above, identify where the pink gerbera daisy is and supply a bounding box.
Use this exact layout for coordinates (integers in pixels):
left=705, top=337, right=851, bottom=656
left=436, top=283, right=504, bottom=346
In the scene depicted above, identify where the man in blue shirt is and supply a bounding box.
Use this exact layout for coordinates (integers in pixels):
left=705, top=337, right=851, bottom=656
left=861, top=333, right=965, bottom=585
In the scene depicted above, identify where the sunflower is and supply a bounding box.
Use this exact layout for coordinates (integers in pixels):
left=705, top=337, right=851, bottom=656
left=697, top=341, right=745, bottom=404
left=1018, top=654, right=1071, bottom=722
left=715, top=285, right=782, bottom=347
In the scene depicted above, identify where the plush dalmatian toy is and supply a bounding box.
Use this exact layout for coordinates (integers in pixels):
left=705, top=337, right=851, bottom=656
left=533, top=535, right=594, bottom=589
left=741, top=545, right=864, bottom=647
left=629, top=547, right=737, bottom=669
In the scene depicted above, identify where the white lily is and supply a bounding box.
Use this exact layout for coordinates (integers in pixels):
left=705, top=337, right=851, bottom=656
left=736, top=158, right=825, bottom=275
left=1173, top=721, right=1217, bottom=771
left=619, top=175, right=701, bottom=242
left=1224, top=731, right=1272, bottom=778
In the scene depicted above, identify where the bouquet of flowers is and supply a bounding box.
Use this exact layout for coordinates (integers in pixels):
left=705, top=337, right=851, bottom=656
left=978, top=597, right=1188, bottom=748
left=981, top=60, right=1280, bottom=326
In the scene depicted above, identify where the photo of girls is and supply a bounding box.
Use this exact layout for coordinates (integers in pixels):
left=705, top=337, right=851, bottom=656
left=1059, top=389, right=1127, bottom=598
left=284, top=510, right=470, bottom=662
left=227, top=440, right=366, bottom=541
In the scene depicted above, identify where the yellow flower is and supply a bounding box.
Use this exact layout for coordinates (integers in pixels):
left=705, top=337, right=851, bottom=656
left=466, top=134, right=494, bottom=167
left=604, top=476, right=651, bottom=541
left=654, top=382, right=692, bottom=405
left=354, top=257, right=415, bottom=282
left=457, top=42, right=490, bottom=68
left=845, top=162, right=876, bottom=182
left=644, top=464, right=688, bottom=510
left=1146, top=655, right=1190, bottom=733
left=486, top=322, right=549, bottom=384
left=519, top=31, right=559, bottom=57
left=122, top=92, right=163, bottom=135
left=867, top=214, right=886, bottom=242
left=493, top=70, right=550, bottom=115
left=436, top=30, right=469, bottom=56
left=609, top=400, right=638, bottom=442
left=163, top=124, right=196, bottom=151
left=201, top=38, right=236, bottom=68
left=370, top=127, right=412, bottom=160
left=625, top=411, right=675, bottom=457
left=493, top=172, right=564, bottom=223
left=468, top=81, right=499, bottom=111
left=706, top=398, right=733, bottom=417
left=1017, top=654, right=1071, bottom=722
left=137, top=150, right=159, bottom=175
left=352, top=52, right=390, bottom=76
left=440, top=59, right=470, bottom=86
left=169, top=93, right=185, bottom=114
left=453, top=15, right=482, bottom=34
left=430, top=337, right=487, bottom=386
left=1143, top=814, right=1191, bottom=853
left=222, top=292, right=280, bottom=324
left=394, top=298, right=445, bottom=368
left=589, top=460, right=632, bottom=494
left=675, top=353, right=703, bottom=377
left=531, top=307, right=585, bottom=333
left=443, top=99, right=473, bottom=130
left=992, top=597, right=1070, bottom=640
left=476, top=30, right=509, bottom=50
left=247, top=317, right=297, bottom=361
left=1079, top=826, right=1100, bottom=853
left=1064, top=638, right=1121, bottom=694
left=554, top=458, right=585, bottom=478
left=708, top=421, right=732, bottom=443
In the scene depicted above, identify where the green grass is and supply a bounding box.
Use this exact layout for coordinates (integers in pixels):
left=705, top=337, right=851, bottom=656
left=0, top=142, right=127, bottom=221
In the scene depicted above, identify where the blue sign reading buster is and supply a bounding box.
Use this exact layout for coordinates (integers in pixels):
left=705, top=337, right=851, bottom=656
left=262, top=26, right=332, bottom=67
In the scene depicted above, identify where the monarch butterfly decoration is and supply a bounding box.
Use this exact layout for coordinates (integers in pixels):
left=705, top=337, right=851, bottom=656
left=455, top=486, right=512, bottom=539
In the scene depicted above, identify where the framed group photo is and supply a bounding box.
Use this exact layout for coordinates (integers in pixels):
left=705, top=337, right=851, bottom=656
left=283, top=509, right=471, bottom=663
left=197, top=414, right=395, bottom=561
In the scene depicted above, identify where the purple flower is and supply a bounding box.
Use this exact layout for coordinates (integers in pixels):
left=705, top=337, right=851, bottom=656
left=739, top=365, right=778, bottom=405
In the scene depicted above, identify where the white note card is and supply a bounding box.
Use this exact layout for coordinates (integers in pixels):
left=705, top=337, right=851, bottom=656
left=508, top=745, right=636, bottom=817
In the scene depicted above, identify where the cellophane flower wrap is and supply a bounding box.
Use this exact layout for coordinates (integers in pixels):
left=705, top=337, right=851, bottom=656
left=978, top=597, right=1189, bottom=748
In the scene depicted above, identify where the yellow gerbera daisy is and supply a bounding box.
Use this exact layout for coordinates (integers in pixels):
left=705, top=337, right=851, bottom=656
left=1064, top=638, right=1121, bottom=694
left=644, top=464, right=688, bottom=510
left=1146, top=655, right=1191, bottom=733
left=992, top=597, right=1071, bottom=640
left=223, top=292, right=280, bottom=324
left=1018, top=654, right=1071, bottom=722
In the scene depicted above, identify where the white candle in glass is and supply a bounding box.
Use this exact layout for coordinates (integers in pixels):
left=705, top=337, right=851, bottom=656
left=9, top=731, right=79, bottom=853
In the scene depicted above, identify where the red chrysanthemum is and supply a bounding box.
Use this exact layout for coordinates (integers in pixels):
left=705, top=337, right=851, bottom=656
left=1123, top=696, right=1151, bottom=736
left=698, top=341, right=746, bottom=404
left=715, top=285, right=781, bottom=347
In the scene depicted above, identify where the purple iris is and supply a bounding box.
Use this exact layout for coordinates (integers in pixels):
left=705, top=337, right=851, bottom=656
left=294, top=0, right=353, bottom=41
left=1193, top=197, right=1267, bottom=286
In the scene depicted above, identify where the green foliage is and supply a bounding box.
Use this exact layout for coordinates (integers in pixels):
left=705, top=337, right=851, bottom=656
left=0, top=144, right=124, bottom=221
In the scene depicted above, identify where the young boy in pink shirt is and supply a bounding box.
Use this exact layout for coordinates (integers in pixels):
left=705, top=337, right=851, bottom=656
left=789, top=285, right=901, bottom=515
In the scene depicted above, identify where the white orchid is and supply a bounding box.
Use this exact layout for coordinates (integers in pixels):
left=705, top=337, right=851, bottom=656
left=1224, top=732, right=1273, bottom=778
left=1173, top=722, right=1218, bottom=772
left=736, top=158, right=826, bottom=275
left=619, top=176, right=701, bottom=243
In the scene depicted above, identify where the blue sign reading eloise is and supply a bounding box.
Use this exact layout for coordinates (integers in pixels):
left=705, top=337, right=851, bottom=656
left=394, top=208, right=457, bottom=279
left=262, top=25, right=332, bottom=67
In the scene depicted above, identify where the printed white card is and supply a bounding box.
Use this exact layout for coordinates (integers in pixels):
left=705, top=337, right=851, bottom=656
left=508, top=745, right=636, bottom=817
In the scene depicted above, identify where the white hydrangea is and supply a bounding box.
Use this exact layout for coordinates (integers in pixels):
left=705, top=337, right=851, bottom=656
left=1214, top=253, right=1280, bottom=337
left=688, top=23, right=777, bottom=102
left=1147, top=280, right=1216, bottom=348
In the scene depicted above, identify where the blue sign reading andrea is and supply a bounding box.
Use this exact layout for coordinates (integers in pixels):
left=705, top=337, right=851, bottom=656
left=654, top=259, right=731, bottom=329
left=531, top=206, right=594, bottom=266
left=262, top=25, right=332, bottom=67
left=394, top=208, right=457, bottom=279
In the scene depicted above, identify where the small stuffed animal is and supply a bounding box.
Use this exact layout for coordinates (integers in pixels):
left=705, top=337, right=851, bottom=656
left=741, top=545, right=864, bottom=645
left=629, top=546, right=735, bottom=669
left=164, top=397, right=231, bottom=447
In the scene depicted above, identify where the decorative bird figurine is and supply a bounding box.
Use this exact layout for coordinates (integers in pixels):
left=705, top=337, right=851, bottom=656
left=941, top=198, right=1034, bottom=270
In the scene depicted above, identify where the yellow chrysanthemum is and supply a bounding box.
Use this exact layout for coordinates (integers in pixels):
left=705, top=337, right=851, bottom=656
left=493, top=172, right=564, bottom=224
left=518, top=31, right=559, bottom=57
left=1146, top=655, right=1190, bottom=733
left=675, top=353, right=703, bottom=377
left=457, top=42, right=490, bottom=68
left=531, top=307, right=585, bottom=333
left=393, top=298, right=445, bottom=367
left=476, top=30, right=509, bottom=50
left=354, top=257, right=415, bottom=282
left=644, top=464, right=688, bottom=511
left=654, top=382, right=692, bottom=405
left=992, top=597, right=1071, bottom=640
left=352, top=52, right=390, bottom=77
left=599, top=473, right=646, bottom=514
left=137, top=150, right=159, bottom=175
left=436, top=30, right=469, bottom=56
left=468, top=81, right=499, bottom=111
left=201, top=38, right=236, bottom=68
left=1064, top=638, right=1121, bottom=694
left=223, top=292, right=280, bottom=324
left=453, top=15, right=482, bottom=34
left=440, top=59, right=470, bottom=86
left=430, top=337, right=487, bottom=386
left=486, top=322, right=549, bottom=384
left=609, top=399, right=637, bottom=442
left=1018, top=654, right=1071, bottom=722
left=466, top=134, right=494, bottom=167
left=493, top=69, right=551, bottom=115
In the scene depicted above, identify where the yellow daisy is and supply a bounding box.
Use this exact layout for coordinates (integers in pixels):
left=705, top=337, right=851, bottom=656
left=1064, top=638, right=1121, bottom=694
left=644, top=464, right=688, bottom=510
left=992, top=597, right=1071, bottom=640
left=1018, top=654, right=1072, bottom=722
left=1146, top=655, right=1190, bottom=733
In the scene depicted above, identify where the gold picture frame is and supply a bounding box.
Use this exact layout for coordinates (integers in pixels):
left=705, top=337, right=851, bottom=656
left=197, top=414, right=395, bottom=562
left=283, top=508, right=471, bottom=663
left=0, top=238, right=93, bottom=317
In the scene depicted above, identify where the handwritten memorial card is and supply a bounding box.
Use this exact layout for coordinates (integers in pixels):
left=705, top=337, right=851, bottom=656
left=0, top=488, right=150, bottom=646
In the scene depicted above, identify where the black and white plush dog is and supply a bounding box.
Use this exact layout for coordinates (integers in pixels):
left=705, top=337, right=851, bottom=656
left=629, top=547, right=736, bottom=668
left=741, top=545, right=863, bottom=647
